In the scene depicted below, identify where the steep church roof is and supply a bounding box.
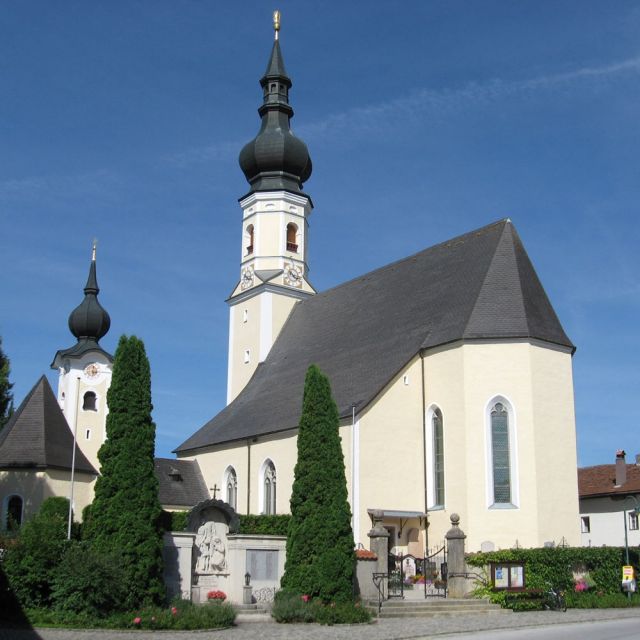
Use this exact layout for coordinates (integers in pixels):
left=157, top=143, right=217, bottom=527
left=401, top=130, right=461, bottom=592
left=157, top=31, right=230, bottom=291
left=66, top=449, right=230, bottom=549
left=176, top=218, right=573, bottom=453
left=0, top=376, right=97, bottom=474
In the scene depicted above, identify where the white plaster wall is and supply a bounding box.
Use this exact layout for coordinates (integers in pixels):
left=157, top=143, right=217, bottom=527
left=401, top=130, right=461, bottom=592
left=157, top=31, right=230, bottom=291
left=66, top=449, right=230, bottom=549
left=0, top=468, right=96, bottom=524
left=580, top=496, right=640, bottom=547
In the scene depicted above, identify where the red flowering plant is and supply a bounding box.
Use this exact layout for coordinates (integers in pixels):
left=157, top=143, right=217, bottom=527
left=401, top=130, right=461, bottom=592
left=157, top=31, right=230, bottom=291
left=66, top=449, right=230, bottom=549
left=207, top=589, right=227, bottom=602
left=301, top=594, right=311, bottom=602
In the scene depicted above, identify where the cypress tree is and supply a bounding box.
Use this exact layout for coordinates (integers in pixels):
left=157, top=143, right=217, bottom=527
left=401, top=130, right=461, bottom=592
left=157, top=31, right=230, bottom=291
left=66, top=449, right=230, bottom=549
left=281, top=364, right=355, bottom=602
left=0, top=336, right=14, bottom=431
left=83, top=335, right=164, bottom=608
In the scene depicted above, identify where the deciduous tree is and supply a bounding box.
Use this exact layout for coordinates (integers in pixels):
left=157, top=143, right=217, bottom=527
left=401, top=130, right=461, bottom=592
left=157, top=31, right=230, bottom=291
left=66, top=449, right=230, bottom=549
left=0, top=336, right=14, bottom=431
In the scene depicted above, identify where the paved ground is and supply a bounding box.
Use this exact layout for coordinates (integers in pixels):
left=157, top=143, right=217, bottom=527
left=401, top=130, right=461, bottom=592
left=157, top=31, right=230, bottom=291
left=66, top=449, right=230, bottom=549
left=2, top=608, right=640, bottom=640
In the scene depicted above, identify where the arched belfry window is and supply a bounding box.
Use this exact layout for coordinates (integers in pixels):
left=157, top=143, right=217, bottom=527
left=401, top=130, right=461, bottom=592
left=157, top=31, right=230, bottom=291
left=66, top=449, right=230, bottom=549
left=286, top=223, right=298, bottom=253
left=491, top=402, right=511, bottom=504
left=432, top=408, right=445, bottom=507
left=5, top=495, right=23, bottom=530
left=246, top=225, right=254, bottom=255
left=82, top=391, right=97, bottom=411
left=262, top=460, right=277, bottom=515
left=225, top=467, right=237, bottom=511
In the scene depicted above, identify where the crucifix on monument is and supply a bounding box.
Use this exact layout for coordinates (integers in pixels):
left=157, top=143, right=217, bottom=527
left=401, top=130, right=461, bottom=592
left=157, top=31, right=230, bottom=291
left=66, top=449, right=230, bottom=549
left=210, top=484, right=219, bottom=499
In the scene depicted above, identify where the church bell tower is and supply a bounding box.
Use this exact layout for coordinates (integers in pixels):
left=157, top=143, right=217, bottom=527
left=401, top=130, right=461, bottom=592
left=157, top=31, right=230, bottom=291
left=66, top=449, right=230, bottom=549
left=227, top=12, right=315, bottom=403
left=51, top=244, right=112, bottom=472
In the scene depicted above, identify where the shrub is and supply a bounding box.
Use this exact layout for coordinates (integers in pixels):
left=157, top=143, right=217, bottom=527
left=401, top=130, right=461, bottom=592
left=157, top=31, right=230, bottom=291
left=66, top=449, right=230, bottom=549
left=239, top=514, right=291, bottom=535
left=2, top=500, right=69, bottom=607
left=271, top=592, right=370, bottom=625
left=50, top=543, right=127, bottom=616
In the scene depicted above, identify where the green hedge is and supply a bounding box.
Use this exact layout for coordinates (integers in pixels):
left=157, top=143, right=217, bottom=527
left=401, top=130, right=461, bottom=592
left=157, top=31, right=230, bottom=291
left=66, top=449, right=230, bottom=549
left=159, top=511, right=290, bottom=536
left=467, top=546, right=640, bottom=597
left=239, top=514, right=291, bottom=536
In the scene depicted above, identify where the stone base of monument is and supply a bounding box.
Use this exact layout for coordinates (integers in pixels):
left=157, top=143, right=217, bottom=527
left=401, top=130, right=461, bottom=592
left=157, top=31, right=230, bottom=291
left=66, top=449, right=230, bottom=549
left=192, top=573, right=230, bottom=604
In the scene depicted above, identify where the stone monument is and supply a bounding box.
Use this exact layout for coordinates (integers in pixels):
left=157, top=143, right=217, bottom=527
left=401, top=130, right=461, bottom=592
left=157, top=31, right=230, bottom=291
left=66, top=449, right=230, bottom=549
left=187, top=498, right=240, bottom=603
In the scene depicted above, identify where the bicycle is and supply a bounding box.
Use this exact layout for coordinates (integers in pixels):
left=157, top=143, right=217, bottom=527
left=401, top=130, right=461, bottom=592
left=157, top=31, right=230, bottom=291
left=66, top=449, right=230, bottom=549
left=543, top=583, right=567, bottom=611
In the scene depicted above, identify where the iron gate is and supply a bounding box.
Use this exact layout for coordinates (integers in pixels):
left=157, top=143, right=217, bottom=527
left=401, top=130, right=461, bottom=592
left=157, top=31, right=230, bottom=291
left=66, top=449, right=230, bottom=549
left=423, top=543, right=447, bottom=598
left=388, top=552, right=405, bottom=598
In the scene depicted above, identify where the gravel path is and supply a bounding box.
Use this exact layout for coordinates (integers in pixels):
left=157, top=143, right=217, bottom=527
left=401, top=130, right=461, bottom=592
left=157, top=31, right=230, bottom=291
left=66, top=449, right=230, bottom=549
left=2, top=608, right=640, bottom=640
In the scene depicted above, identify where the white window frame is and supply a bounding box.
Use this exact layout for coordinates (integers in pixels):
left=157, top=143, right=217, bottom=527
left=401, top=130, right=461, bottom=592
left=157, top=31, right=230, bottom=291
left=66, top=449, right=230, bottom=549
left=258, top=458, right=277, bottom=515
left=484, top=395, right=519, bottom=509
left=425, top=404, right=445, bottom=510
left=581, top=516, right=591, bottom=533
left=223, top=466, right=238, bottom=511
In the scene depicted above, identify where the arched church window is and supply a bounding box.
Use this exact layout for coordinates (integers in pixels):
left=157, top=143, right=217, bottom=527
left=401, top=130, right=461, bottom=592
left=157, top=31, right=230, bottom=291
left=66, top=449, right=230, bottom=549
left=5, top=495, right=23, bottom=530
left=491, top=402, right=511, bottom=504
left=263, top=460, right=276, bottom=515
left=432, top=408, right=445, bottom=507
left=225, top=467, right=238, bottom=510
left=82, top=391, right=97, bottom=411
left=286, top=223, right=298, bottom=253
left=246, top=225, right=254, bottom=255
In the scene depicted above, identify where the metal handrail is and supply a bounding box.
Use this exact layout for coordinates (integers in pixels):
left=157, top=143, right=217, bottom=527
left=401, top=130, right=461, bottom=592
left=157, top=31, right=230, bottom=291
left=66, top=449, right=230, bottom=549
left=372, top=572, right=387, bottom=614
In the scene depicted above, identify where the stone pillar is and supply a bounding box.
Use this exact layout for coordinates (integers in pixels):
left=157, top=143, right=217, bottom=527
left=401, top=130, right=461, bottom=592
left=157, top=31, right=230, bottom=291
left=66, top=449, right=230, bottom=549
left=445, top=513, right=467, bottom=598
left=367, top=510, right=390, bottom=598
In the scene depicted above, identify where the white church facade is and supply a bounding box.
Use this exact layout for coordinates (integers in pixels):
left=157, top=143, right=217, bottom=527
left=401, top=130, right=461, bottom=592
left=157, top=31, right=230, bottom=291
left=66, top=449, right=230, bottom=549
left=173, top=27, right=581, bottom=552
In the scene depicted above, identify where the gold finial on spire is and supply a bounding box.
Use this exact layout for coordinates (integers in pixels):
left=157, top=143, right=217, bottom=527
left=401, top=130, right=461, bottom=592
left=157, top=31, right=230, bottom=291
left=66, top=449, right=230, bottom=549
left=273, top=10, right=281, bottom=40
left=91, top=238, right=97, bottom=261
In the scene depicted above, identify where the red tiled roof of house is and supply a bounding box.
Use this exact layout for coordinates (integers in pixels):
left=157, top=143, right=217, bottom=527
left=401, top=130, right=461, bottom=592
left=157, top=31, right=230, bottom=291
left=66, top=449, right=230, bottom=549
left=578, top=463, right=640, bottom=498
left=356, top=549, right=377, bottom=560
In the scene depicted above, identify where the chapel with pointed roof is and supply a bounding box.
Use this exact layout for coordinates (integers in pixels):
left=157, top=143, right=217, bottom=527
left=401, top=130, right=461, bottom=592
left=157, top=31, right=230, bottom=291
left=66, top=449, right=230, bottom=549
left=174, top=20, right=581, bottom=552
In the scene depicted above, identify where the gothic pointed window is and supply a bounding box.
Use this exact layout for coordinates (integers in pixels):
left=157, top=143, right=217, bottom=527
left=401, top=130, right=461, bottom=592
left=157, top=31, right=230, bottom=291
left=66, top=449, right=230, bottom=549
left=263, top=460, right=276, bottom=515
left=246, top=225, right=254, bottom=255
left=286, top=223, right=298, bottom=253
left=433, top=408, right=445, bottom=507
left=225, top=467, right=238, bottom=510
left=5, top=495, right=23, bottom=530
left=491, top=402, right=511, bottom=504
left=82, top=391, right=97, bottom=411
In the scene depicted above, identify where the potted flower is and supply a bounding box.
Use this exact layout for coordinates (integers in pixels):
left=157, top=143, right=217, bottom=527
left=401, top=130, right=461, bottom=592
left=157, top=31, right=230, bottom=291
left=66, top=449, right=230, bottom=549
left=207, top=589, right=227, bottom=603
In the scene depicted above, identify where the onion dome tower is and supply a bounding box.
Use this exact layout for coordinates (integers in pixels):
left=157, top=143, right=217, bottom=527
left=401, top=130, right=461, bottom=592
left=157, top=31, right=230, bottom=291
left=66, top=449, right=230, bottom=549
left=51, top=243, right=113, bottom=472
left=238, top=16, right=312, bottom=196
left=227, top=12, right=316, bottom=404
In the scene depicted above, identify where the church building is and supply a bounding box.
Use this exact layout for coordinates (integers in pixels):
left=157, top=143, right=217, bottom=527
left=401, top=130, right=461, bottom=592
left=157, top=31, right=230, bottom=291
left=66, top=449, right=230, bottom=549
left=174, top=24, right=581, bottom=552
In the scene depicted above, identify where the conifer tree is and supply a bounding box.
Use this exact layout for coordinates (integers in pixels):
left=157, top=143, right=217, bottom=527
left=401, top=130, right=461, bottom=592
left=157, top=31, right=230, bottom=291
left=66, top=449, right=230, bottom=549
left=0, top=336, right=14, bottom=431
left=281, top=364, right=355, bottom=602
left=83, top=335, right=164, bottom=608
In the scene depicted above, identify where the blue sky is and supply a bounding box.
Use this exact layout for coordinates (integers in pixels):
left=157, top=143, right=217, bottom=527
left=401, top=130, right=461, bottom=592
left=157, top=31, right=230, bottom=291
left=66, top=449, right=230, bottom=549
left=1, top=1, right=638, bottom=467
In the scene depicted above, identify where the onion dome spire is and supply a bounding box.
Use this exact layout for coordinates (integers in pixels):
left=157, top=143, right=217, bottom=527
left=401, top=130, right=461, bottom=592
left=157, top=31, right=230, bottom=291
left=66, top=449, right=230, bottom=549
left=67, top=241, right=111, bottom=344
left=239, top=12, right=312, bottom=196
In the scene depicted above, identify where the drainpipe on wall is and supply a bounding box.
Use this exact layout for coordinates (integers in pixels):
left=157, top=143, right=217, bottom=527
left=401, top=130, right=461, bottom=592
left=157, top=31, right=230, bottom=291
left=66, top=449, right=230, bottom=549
left=246, top=438, right=252, bottom=514
left=420, top=351, right=429, bottom=563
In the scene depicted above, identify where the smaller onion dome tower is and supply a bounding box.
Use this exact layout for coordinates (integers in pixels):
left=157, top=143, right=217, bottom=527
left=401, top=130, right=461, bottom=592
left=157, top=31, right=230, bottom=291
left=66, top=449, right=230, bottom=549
left=51, top=243, right=113, bottom=472
left=227, top=12, right=315, bottom=403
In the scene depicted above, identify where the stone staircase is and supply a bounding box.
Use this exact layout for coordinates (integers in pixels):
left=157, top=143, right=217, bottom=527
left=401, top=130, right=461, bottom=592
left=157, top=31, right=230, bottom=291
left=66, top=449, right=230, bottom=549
left=367, top=598, right=509, bottom=619
left=233, top=603, right=273, bottom=623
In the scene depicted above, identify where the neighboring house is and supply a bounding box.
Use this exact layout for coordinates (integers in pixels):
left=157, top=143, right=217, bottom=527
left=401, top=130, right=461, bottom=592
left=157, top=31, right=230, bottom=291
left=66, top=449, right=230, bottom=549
left=578, top=451, right=640, bottom=547
left=174, top=31, right=581, bottom=553
left=0, top=376, right=97, bottom=528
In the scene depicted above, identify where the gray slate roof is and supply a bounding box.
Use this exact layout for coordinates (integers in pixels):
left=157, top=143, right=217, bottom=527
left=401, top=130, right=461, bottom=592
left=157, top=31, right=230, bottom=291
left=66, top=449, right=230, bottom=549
left=0, top=376, right=97, bottom=474
left=154, top=457, right=209, bottom=507
left=176, top=219, right=573, bottom=453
